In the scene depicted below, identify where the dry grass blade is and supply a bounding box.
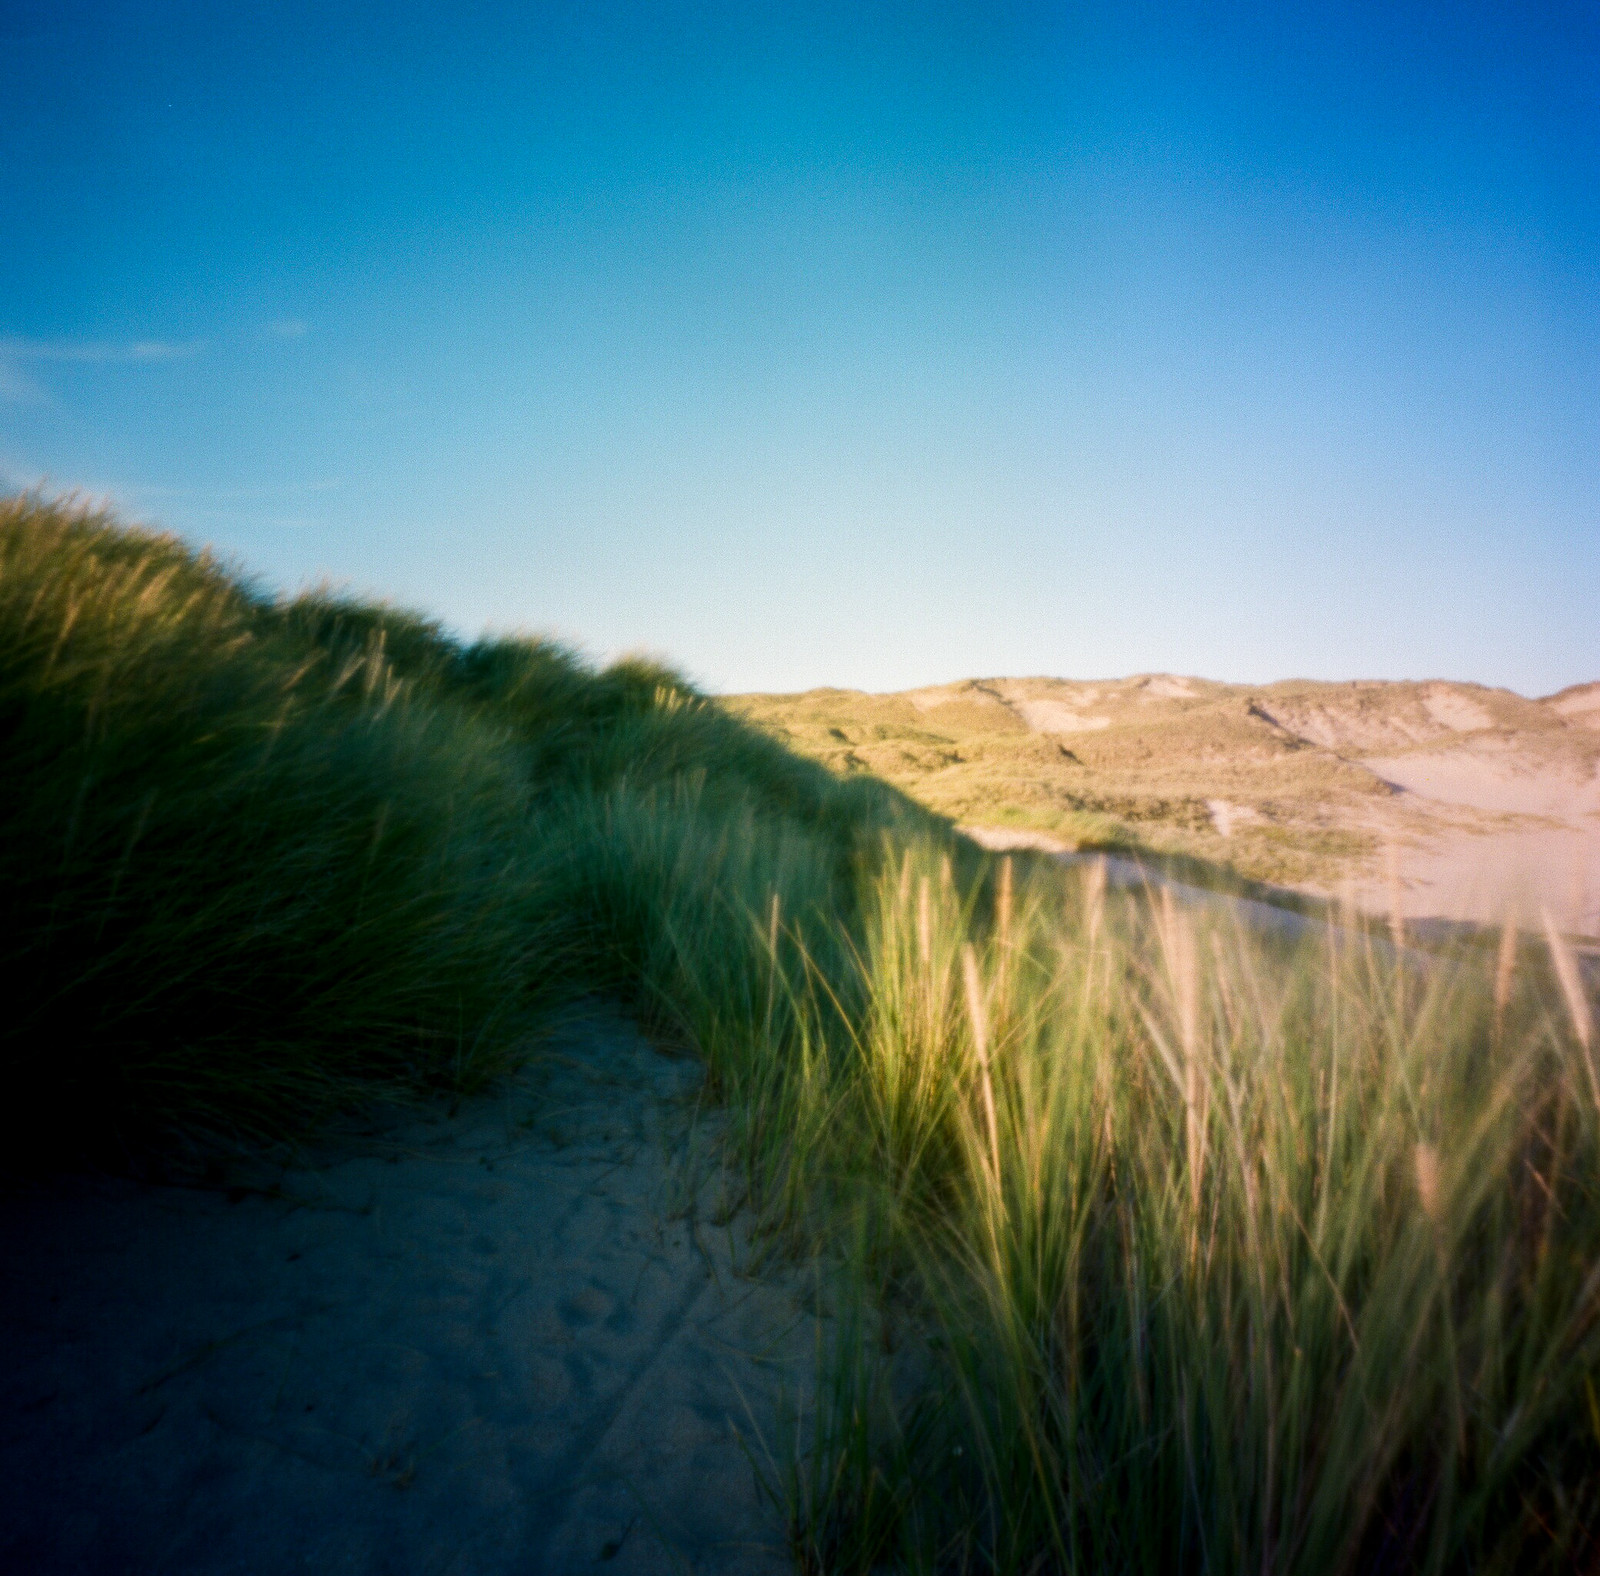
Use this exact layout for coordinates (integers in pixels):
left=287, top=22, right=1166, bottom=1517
left=1494, top=917, right=1518, bottom=1036
left=1543, top=909, right=1594, bottom=1052
left=961, top=942, right=1001, bottom=1188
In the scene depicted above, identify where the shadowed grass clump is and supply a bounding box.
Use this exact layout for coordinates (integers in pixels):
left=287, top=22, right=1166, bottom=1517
left=5, top=493, right=1597, bottom=1571
left=0, top=498, right=553, bottom=1156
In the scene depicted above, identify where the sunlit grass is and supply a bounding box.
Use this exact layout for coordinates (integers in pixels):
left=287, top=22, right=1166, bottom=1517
left=727, top=853, right=1600, bottom=1573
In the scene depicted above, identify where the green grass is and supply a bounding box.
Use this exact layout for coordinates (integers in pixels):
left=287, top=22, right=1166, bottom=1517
left=5, top=492, right=1598, bottom=1572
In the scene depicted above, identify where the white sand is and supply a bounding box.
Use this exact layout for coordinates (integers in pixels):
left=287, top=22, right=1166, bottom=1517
left=1205, top=800, right=1261, bottom=839
left=1011, top=700, right=1111, bottom=735
left=959, top=823, right=1076, bottom=854
left=1375, top=823, right=1600, bottom=936
left=1137, top=676, right=1196, bottom=701
left=1362, top=747, right=1600, bottom=819
left=1550, top=682, right=1600, bottom=726
left=1255, top=701, right=1434, bottom=754
left=905, top=684, right=1006, bottom=713
left=0, top=1006, right=814, bottom=1575
left=1420, top=688, right=1494, bottom=732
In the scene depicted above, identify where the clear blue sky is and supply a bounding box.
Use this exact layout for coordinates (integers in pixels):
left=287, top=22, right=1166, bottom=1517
left=2, top=1, right=1595, bottom=695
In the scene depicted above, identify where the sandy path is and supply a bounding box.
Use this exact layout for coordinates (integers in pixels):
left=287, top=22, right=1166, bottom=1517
left=0, top=1006, right=813, bottom=1575
left=962, top=827, right=1324, bottom=941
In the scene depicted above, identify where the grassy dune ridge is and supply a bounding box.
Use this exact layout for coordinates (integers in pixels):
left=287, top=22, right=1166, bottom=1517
left=5, top=494, right=1599, bottom=1572
left=0, top=493, right=937, bottom=1156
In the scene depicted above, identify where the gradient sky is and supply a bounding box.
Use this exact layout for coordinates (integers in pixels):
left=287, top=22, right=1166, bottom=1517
left=1, top=1, right=1595, bottom=694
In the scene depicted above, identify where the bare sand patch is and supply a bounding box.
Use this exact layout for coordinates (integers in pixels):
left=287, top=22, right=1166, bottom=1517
left=1138, top=675, right=1196, bottom=700
left=960, top=823, right=1076, bottom=854
left=1011, top=700, right=1111, bottom=734
left=1422, top=687, right=1494, bottom=732
left=1550, top=682, right=1600, bottom=728
left=906, top=684, right=1006, bottom=713
left=1362, top=747, right=1600, bottom=819
left=0, top=1006, right=812, bottom=1576
left=1255, top=700, right=1435, bottom=754
left=1206, top=799, right=1262, bottom=838
left=1371, top=824, right=1600, bottom=936
left=1347, top=744, right=1600, bottom=934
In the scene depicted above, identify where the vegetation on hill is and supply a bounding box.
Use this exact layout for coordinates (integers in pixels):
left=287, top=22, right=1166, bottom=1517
left=726, top=673, right=1598, bottom=900
left=5, top=492, right=1598, bottom=1573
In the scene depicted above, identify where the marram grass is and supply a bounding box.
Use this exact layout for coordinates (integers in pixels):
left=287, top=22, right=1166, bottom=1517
left=0, top=498, right=549, bottom=1153
left=4, top=493, right=1597, bottom=1571
left=735, top=851, right=1600, bottom=1574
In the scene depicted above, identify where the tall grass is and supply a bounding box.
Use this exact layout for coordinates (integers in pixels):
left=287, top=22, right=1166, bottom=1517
left=1, top=501, right=544, bottom=1157
left=5, top=493, right=1596, bottom=1570
left=734, top=853, right=1600, bottom=1574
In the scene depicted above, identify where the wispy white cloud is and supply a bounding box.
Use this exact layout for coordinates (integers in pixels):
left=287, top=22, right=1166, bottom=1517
left=0, top=336, right=202, bottom=364
left=0, top=335, right=203, bottom=402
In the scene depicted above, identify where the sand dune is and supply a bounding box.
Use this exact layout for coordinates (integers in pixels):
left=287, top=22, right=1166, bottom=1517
left=731, top=674, right=1600, bottom=938
left=1011, top=699, right=1111, bottom=734
left=1550, top=682, right=1600, bottom=727
left=1361, top=745, right=1600, bottom=820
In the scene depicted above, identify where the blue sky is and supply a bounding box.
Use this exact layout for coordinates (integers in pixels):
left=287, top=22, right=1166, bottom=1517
left=2, top=1, right=1595, bottom=694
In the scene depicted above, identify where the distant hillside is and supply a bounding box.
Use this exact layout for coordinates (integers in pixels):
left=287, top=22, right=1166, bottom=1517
left=727, top=675, right=1600, bottom=934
